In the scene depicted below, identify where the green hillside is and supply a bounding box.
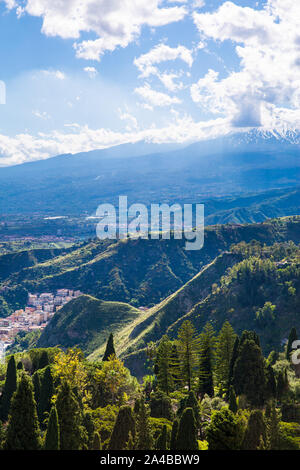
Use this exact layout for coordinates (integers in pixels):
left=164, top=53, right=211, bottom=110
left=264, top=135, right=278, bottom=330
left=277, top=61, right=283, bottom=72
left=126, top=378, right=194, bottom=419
left=120, top=239, right=300, bottom=377
left=37, top=294, right=141, bottom=355
left=1, top=216, right=300, bottom=313
left=167, top=241, right=300, bottom=351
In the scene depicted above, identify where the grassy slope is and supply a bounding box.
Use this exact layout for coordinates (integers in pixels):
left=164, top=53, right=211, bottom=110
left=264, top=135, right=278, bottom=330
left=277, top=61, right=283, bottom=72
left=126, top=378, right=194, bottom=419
left=37, top=294, right=141, bottom=356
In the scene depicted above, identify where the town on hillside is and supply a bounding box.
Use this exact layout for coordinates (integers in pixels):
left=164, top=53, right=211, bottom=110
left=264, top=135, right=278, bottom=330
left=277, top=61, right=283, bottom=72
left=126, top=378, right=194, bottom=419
left=0, top=289, right=82, bottom=345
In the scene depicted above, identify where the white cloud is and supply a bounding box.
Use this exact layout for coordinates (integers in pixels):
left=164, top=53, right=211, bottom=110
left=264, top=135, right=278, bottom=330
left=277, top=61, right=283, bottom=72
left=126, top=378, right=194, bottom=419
left=1, top=0, right=17, bottom=9
left=192, top=0, right=300, bottom=127
left=41, top=69, right=66, bottom=80
left=83, top=66, right=98, bottom=79
left=158, top=72, right=184, bottom=92
left=32, top=110, right=51, bottom=120
left=10, top=0, right=186, bottom=61
left=118, top=109, right=139, bottom=131
left=134, top=43, right=193, bottom=78
left=135, top=83, right=182, bottom=108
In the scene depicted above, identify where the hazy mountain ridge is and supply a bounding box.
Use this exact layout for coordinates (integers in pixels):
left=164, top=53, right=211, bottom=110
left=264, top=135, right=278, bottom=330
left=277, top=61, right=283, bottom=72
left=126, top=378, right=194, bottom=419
left=0, top=131, right=299, bottom=216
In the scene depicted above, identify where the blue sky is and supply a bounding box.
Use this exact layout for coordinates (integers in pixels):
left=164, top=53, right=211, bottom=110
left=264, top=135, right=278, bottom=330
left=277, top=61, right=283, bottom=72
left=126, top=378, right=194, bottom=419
left=0, top=0, right=299, bottom=165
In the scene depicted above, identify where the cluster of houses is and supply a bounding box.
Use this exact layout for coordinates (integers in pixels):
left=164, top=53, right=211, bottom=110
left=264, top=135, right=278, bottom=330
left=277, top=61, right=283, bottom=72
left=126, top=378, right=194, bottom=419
left=0, top=289, right=82, bottom=345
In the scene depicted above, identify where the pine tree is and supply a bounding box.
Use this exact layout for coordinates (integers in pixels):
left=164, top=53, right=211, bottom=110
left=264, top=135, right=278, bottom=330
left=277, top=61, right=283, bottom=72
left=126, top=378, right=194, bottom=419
left=170, top=418, right=179, bottom=450
left=233, top=339, right=266, bottom=407
left=109, top=405, right=136, bottom=450
left=286, top=327, right=298, bottom=361
left=38, top=365, right=54, bottom=424
left=56, top=380, right=83, bottom=450
left=198, top=322, right=215, bottom=398
left=156, top=424, right=168, bottom=450
left=156, top=335, right=175, bottom=395
left=103, top=333, right=116, bottom=361
left=242, top=410, right=266, bottom=450
left=93, top=432, right=102, bottom=450
left=228, top=386, right=238, bottom=413
left=0, top=355, right=17, bottom=422
left=5, top=372, right=41, bottom=450
left=44, top=405, right=60, bottom=450
left=177, top=321, right=199, bottom=391
left=38, top=350, right=49, bottom=370
left=136, top=399, right=153, bottom=450
left=215, top=322, right=236, bottom=393
left=176, top=408, right=198, bottom=450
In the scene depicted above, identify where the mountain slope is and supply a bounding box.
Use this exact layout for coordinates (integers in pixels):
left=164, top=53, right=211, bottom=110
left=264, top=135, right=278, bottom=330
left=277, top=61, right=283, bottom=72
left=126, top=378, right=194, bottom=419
left=37, top=294, right=141, bottom=355
left=2, top=217, right=300, bottom=311
left=87, top=251, right=242, bottom=362
left=0, top=131, right=299, bottom=215
left=120, top=240, right=300, bottom=377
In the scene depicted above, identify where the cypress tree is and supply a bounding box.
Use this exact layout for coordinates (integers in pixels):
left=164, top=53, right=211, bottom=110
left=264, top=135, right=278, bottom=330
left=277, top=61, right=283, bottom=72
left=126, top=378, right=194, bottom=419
left=198, top=322, right=215, bottom=398
left=242, top=410, right=266, bottom=450
left=277, top=369, right=289, bottom=401
left=170, top=418, right=179, bottom=450
left=109, top=405, right=136, bottom=450
left=228, top=386, right=238, bottom=413
left=206, top=408, right=241, bottom=450
left=136, top=399, right=153, bottom=450
left=286, top=327, right=298, bottom=361
left=184, top=391, right=200, bottom=429
left=150, top=390, right=173, bottom=420
left=56, top=380, right=83, bottom=450
left=267, top=402, right=281, bottom=450
left=0, top=355, right=17, bottom=422
left=176, top=408, right=198, bottom=450
left=38, top=366, right=54, bottom=424
left=265, top=365, right=277, bottom=401
left=38, top=350, right=49, bottom=370
left=17, top=361, right=23, bottom=370
left=44, top=405, right=60, bottom=450
left=103, top=333, right=116, bottom=361
left=5, top=372, right=41, bottom=450
left=233, top=339, right=266, bottom=407
left=93, top=432, right=102, bottom=450
left=156, top=424, right=168, bottom=450
left=83, top=411, right=95, bottom=450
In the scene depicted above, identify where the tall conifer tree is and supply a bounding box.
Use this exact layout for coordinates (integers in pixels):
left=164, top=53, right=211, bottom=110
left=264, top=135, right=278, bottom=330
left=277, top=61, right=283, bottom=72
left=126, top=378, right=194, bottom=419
left=103, top=333, right=116, bottom=361
left=5, top=373, right=41, bottom=450
left=44, top=405, right=60, bottom=450
left=56, top=380, right=83, bottom=450
left=176, top=408, right=198, bottom=450
left=177, top=321, right=199, bottom=391
left=0, top=355, right=17, bottom=422
left=109, top=405, right=136, bottom=450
